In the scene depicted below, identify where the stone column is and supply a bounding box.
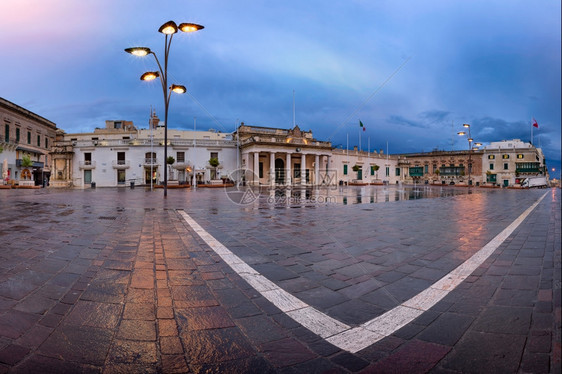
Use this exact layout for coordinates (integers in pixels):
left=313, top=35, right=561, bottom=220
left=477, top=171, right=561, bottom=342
left=253, top=152, right=260, bottom=186
left=269, top=152, right=275, bottom=187
left=315, top=154, right=320, bottom=186
left=286, top=153, right=292, bottom=186
left=301, top=154, right=306, bottom=185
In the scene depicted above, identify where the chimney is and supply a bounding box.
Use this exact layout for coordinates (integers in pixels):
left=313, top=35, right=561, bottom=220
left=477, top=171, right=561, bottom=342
left=379, top=149, right=384, bottom=155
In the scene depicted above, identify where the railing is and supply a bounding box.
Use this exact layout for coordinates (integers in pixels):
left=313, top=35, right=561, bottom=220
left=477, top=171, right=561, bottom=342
left=112, top=160, right=130, bottom=169
left=79, top=160, right=96, bottom=169
left=144, top=158, right=158, bottom=165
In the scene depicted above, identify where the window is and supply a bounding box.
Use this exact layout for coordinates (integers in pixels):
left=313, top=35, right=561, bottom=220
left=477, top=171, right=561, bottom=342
left=490, top=163, right=494, bottom=170
left=37, top=135, right=41, bottom=147
left=343, top=164, right=348, bottom=175
left=386, top=166, right=390, bottom=177
left=395, top=168, right=400, bottom=176
left=210, top=152, right=218, bottom=160
left=294, top=163, right=301, bottom=178
left=433, top=164, right=437, bottom=173
left=517, top=154, right=524, bottom=159
left=504, top=163, right=509, bottom=170
left=117, top=170, right=126, bottom=184
left=117, top=152, right=125, bottom=164
left=85, top=153, right=92, bottom=165
left=45, top=137, right=48, bottom=148
left=370, top=166, right=375, bottom=176
left=259, top=162, right=263, bottom=178
left=502, top=154, right=509, bottom=159
left=4, top=124, right=8, bottom=142
left=488, top=155, right=495, bottom=159
left=177, top=152, right=185, bottom=162
left=16, top=128, right=20, bottom=143
left=27, top=131, right=31, bottom=144
left=424, top=165, right=428, bottom=174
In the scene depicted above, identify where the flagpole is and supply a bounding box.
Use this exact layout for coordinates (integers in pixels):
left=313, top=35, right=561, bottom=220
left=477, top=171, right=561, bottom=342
left=359, top=125, right=361, bottom=152
left=531, top=120, right=533, bottom=145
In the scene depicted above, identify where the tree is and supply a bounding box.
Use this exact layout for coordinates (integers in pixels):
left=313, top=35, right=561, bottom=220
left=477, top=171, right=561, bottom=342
left=22, top=154, right=33, bottom=167
left=209, top=157, right=220, bottom=180
left=373, top=164, right=380, bottom=178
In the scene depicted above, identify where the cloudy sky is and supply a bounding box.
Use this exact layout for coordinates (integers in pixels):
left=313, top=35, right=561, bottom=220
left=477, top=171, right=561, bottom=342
left=1, top=0, right=560, bottom=177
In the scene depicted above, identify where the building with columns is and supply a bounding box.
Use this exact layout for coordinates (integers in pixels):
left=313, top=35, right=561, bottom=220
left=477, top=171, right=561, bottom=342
left=238, top=124, right=334, bottom=186
left=1, top=97, right=57, bottom=187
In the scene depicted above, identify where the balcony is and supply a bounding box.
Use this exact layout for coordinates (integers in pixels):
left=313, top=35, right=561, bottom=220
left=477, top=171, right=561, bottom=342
left=440, top=166, right=465, bottom=176
left=143, top=158, right=159, bottom=167
left=79, top=160, right=96, bottom=170
left=173, top=162, right=189, bottom=170
left=112, top=160, right=130, bottom=169
left=409, top=166, right=424, bottom=177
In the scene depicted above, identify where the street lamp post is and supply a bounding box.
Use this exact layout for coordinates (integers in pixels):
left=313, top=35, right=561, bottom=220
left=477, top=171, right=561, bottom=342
left=457, top=124, right=481, bottom=187
left=125, top=21, right=204, bottom=197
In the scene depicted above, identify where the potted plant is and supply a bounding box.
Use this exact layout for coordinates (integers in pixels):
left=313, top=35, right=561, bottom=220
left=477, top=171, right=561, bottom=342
left=166, top=156, right=175, bottom=181
left=209, top=157, right=220, bottom=180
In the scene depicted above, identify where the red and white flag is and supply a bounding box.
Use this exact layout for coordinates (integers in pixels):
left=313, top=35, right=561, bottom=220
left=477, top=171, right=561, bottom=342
left=532, top=118, right=539, bottom=128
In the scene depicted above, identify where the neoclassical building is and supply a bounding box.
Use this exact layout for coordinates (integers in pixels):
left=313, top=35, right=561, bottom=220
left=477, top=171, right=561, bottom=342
left=1, top=97, right=57, bottom=187
left=238, top=124, right=334, bottom=186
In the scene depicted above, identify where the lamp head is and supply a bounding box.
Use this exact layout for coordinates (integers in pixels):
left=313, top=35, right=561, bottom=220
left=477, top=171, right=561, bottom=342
left=475, top=142, right=482, bottom=146
left=457, top=131, right=466, bottom=136
left=140, top=71, right=160, bottom=81
left=463, top=123, right=470, bottom=128
left=170, top=84, right=187, bottom=94
left=179, top=23, right=204, bottom=33
left=125, top=47, right=151, bottom=57
left=159, top=21, right=178, bottom=35
left=468, top=138, right=473, bottom=142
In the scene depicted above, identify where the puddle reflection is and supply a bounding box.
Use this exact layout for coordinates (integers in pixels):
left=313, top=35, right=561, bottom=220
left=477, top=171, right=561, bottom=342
left=257, top=185, right=480, bottom=207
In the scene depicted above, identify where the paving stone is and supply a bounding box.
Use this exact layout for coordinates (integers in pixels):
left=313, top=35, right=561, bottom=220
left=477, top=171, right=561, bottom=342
left=176, top=306, right=235, bottom=331
left=471, top=305, right=532, bottom=335
left=181, top=327, right=256, bottom=365
left=439, top=331, right=526, bottom=373
left=368, top=339, right=451, bottom=373
left=259, top=337, right=317, bottom=368
left=38, top=325, right=113, bottom=366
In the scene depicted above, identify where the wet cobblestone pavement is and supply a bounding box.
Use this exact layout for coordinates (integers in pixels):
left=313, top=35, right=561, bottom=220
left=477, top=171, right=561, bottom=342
left=0, top=186, right=560, bottom=373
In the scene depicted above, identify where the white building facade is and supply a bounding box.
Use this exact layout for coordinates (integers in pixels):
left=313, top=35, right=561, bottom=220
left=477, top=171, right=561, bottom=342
left=51, top=119, right=238, bottom=188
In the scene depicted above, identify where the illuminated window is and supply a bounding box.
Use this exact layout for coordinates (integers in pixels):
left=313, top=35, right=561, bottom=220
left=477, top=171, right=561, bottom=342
left=488, top=155, right=495, bottom=159
left=502, top=154, right=509, bottom=159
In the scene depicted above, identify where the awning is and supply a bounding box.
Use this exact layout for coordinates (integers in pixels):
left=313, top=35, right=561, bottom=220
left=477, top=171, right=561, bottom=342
left=16, top=146, right=46, bottom=155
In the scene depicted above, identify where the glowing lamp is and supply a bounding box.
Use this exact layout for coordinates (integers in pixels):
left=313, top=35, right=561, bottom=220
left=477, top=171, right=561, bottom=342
left=140, top=71, right=160, bottom=81
left=170, top=84, right=186, bottom=94
left=457, top=131, right=466, bottom=136
left=124, top=47, right=151, bottom=57
left=159, top=21, right=178, bottom=35
left=179, top=23, right=204, bottom=33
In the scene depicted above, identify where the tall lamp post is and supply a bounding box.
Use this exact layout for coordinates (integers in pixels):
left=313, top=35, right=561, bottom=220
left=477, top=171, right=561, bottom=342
left=457, top=124, right=481, bottom=186
left=125, top=21, right=204, bottom=197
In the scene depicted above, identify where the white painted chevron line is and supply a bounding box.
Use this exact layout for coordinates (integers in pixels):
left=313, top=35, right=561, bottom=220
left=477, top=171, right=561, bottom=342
left=177, top=191, right=547, bottom=353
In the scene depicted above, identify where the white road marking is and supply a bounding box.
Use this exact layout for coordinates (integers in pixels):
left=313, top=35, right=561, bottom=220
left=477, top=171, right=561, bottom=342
left=177, top=192, right=547, bottom=353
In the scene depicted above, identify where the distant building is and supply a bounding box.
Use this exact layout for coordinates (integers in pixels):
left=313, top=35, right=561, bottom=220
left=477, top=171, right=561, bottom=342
left=481, top=139, right=547, bottom=187
left=394, top=150, right=484, bottom=186
left=0, top=97, right=57, bottom=186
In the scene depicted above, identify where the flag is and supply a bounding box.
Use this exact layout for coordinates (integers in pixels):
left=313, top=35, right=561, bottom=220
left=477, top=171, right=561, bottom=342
left=359, top=120, right=366, bottom=132
left=532, top=118, right=539, bottom=128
